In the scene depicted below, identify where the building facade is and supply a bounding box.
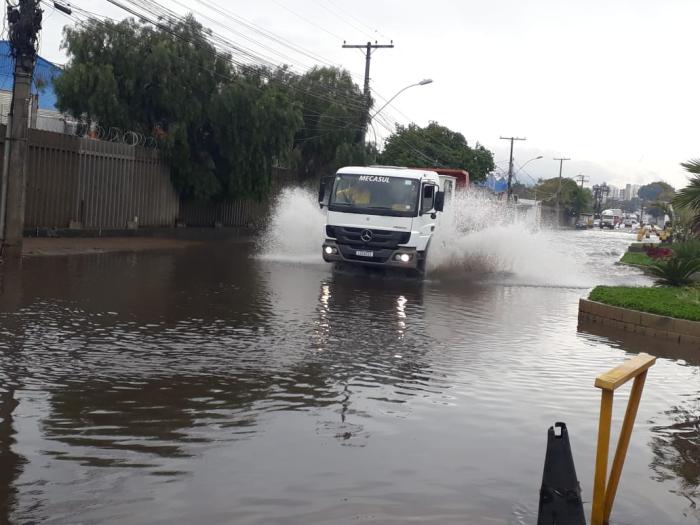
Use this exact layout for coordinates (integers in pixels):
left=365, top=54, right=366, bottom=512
left=0, top=41, right=75, bottom=132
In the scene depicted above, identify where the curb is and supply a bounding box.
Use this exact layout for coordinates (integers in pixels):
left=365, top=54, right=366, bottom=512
left=578, top=299, right=700, bottom=347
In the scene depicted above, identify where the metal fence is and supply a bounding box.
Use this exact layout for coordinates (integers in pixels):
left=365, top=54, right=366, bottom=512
left=0, top=125, right=179, bottom=230
left=178, top=168, right=300, bottom=228
left=0, top=125, right=299, bottom=231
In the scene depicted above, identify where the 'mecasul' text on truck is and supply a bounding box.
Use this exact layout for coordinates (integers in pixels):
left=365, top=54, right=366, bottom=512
left=318, top=166, right=458, bottom=275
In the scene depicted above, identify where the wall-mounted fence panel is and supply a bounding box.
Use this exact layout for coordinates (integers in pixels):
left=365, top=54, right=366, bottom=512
left=0, top=125, right=296, bottom=232
left=178, top=168, right=299, bottom=228
left=0, top=125, right=179, bottom=230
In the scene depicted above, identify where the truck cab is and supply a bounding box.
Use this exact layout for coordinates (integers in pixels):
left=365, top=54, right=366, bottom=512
left=601, top=208, right=623, bottom=229
left=318, top=166, right=450, bottom=274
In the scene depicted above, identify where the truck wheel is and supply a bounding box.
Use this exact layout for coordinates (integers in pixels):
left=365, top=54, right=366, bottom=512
left=415, top=251, right=428, bottom=278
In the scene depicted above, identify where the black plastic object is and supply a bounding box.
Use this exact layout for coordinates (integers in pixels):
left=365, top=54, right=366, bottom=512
left=537, top=422, right=586, bottom=525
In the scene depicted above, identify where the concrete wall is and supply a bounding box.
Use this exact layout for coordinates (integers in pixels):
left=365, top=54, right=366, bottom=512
left=578, top=299, right=700, bottom=347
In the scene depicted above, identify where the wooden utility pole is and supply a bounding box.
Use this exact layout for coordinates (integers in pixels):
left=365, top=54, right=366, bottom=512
left=553, top=157, right=570, bottom=225
left=575, top=173, right=589, bottom=189
left=500, top=136, right=526, bottom=201
left=1, top=0, right=42, bottom=258
left=342, top=40, right=393, bottom=141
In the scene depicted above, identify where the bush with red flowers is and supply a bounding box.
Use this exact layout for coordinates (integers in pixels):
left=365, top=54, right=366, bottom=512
left=645, top=247, right=674, bottom=260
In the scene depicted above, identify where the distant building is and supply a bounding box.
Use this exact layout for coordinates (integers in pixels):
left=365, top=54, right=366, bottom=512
left=606, top=184, right=620, bottom=202
left=0, top=41, right=76, bottom=133
left=624, top=183, right=640, bottom=200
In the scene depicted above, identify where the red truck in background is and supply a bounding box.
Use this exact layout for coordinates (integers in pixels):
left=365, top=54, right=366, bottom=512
left=415, top=168, right=470, bottom=192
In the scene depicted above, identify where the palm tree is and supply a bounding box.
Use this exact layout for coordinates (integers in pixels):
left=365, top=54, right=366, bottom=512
left=673, top=159, right=700, bottom=234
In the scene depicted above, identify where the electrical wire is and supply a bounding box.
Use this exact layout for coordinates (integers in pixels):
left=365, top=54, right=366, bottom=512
left=48, top=0, right=441, bottom=164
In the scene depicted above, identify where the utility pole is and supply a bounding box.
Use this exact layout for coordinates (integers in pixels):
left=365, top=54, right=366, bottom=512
left=575, top=173, right=589, bottom=189
left=592, top=183, right=609, bottom=221
left=553, top=157, right=570, bottom=226
left=1, top=0, right=42, bottom=258
left=342, top=40, right=393, bottom=141
left=500, top=136, right=526, bottom=202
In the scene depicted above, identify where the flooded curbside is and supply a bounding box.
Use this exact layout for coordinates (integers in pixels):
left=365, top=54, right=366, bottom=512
left=578, top=298, right=700, bottom=347
left=21, top=237, right=203, bottom=257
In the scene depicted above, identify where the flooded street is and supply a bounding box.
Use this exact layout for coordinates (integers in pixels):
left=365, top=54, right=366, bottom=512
left=0, top=227, right=698, bottom=524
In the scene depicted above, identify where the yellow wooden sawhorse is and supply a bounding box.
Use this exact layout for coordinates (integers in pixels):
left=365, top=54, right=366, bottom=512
left=590, top=353, right=656, bottom=525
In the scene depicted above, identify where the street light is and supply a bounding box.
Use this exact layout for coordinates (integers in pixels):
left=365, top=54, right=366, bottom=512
left=512, top=155, right=543, bottom=201
left=370, top=79, right=433, bottom=120
left=517, top=155, right=543, bottom=174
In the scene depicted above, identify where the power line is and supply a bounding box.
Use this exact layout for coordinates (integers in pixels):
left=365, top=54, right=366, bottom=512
left=342, top=40, right=394, bottom=141
left=54, top=1, right=441, bottom=166
left=326, top=0, right=389, bottom=40
left=315, top=0, right=375, bottom=40
left=553, top=156, right=571, bottom=223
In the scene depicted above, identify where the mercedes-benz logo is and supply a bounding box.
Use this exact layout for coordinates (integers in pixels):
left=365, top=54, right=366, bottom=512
left=360, top=229, right=373, bottom=243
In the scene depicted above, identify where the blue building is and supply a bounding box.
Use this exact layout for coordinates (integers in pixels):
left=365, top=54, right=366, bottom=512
left=0, top=40, right=62, bottom=110
left=0, top=41, right=72, bottom=132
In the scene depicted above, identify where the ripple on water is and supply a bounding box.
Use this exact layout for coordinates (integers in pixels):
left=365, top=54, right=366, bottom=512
left=0, top=229, right=695, bottom=525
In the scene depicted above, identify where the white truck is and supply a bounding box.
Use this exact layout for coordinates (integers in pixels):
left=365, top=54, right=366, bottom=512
left=318, top=166, right=454, bottom=275
left=600, top=208, right=623, bottom=229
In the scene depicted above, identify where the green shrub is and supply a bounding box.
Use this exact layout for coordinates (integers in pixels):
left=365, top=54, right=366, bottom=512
left=671, top=240, right=700, bottom=261
left=648, top=257, right=700, bottom=286
left=589, top=285, right=700, bottom=321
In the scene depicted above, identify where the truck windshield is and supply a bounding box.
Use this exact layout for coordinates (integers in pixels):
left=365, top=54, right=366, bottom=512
left=329, top=174, right=420, bottom=217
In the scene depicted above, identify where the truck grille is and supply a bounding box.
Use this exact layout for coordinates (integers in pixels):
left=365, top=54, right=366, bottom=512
left=332, top=227, right=410, bottom=249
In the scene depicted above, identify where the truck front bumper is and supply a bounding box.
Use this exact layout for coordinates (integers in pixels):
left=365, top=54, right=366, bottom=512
left=322, top=239, right=419, bottom=269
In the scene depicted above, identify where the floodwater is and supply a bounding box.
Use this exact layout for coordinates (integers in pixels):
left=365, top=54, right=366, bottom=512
left=0, top=219, right=698, bottom=524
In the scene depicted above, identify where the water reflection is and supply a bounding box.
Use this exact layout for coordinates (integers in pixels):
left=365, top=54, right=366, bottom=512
left=578, top=320, right=700, bottom=367
left=0, top=387, right=23, bottom=523
left=43, top=375, right=272, bottom=468
left=0, top=258, right=26, bottom=525
left=649, top=394, right=700, bottom=518
left=0, top=231, right=698, bottom=524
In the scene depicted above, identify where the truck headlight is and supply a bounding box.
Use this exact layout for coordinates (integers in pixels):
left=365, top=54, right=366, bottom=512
left=395, top=253, right=412, bottom=263
left=324, top=246, right=337, bottom=255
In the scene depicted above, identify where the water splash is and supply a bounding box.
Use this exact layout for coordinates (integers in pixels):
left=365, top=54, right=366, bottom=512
left=256, top=187, right=592, bottom=287
left=429, top=191, right=593, bottom=288
left=256, top=187, right=326, bottom=264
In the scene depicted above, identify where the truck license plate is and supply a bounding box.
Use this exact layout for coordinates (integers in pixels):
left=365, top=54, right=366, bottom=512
left=355, top=250, right=374, bottom=257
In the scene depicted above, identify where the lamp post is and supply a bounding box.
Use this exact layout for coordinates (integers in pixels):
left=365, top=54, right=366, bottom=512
left=370, top=79, right=433, bottom=121
left=512, top=155, right=542, bottom=201
left=518, top=155, right=543, bottom=173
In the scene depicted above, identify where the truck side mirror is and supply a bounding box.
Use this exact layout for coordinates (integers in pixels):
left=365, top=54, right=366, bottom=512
left=434, top=191, right=445, bottom=212
left=318, top=176, right=333, bottom=208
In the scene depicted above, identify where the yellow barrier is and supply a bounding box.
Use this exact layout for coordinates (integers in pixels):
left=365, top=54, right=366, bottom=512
left=591, top=353, right=656, bottom=525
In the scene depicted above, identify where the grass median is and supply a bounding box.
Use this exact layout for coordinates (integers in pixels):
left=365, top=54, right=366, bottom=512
left=620, top=252, right=653, bottom=267
left=589, top=285, right=700, bottom=321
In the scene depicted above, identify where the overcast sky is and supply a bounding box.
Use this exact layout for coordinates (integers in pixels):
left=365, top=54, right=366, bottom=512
left=37, top=0, right=700, bottom=189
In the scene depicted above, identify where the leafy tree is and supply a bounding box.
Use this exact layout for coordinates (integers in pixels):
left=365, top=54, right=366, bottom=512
left=379, top=122, right=495, bottom=182
left=286, top=66, right=368, bottom=179
left=672, top=159, right=700, bottom=235
left=534, top=177, right=592, bottom=217
left=55, top=17, right=302, bottom=199
left=638, top=181, right=676, bottom=203
left=512, top=181, right=535, bottom=199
